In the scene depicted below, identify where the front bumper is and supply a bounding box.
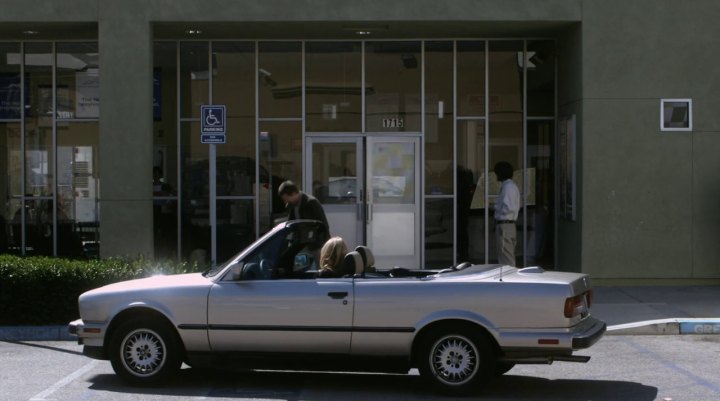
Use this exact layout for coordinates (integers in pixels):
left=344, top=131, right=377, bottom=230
left=68, top=318, right=106, bottom=347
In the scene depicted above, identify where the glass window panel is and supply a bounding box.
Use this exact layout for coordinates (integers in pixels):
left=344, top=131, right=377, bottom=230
left=0, top=43, right=21, bottom=119
left=153, top=42, right=179, bottom=260
left=56, top=42, right=99, bottom=120
left=1, top=122, right=21, bottom=253
left=424, top=41, right=453, bottom=195
left=305, top=41, right=362, bottom=132
left=2, top=123, right=22, bottom=197
left=457, top=41, right=486, bottom=117
left=217, top=199, right=255, bottom=262
left=425, top=198, right=454, bottom=268
left=24, top=43, right=54, bottom=196
left=526, top=120, right=555, bottom=268
left=526, top=40, right=555, bottom=117
left=457, top=120, right=485, bottom=264
left=4, top=198, right=21, bottom=253
left=57, top=122, right=99, bottom=258
left=180, top=42, right=209, bottom=118
left=181, top=121, right=210, bottom=262
left=310, top=142, right=357, bottom=205
left=258, top=121, right=301, bottom=234
left=489, top=40, right=524, bottom=267
left=23, top=197, right=53, bottom=256
left=212, top=41, right=255, bottom=119
left=258, top=42, right=302, bottom=118
left=217, top=117, right=255, bottom=196
left=365, top=41, right=421, bottom=132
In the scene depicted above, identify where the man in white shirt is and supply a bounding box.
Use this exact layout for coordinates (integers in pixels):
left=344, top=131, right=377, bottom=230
left=493, top=162, right=520, bottom=266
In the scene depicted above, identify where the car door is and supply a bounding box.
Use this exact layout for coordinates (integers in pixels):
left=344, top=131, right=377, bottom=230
left=207, top=278, right=353, bottom=353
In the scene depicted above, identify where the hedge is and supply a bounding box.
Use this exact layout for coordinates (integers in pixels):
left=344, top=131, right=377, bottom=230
left=0, top=255, right=204, bottom=326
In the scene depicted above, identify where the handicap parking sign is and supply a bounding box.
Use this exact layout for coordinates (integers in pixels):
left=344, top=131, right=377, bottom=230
left=200, top=105, right=226, bottom=143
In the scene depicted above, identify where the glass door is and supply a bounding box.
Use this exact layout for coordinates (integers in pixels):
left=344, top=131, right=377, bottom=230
left=305, top=137, right=363, bottom=250
left=306, top=135, right=421, bottom=268
left=366, top=137, right=421, bottom=267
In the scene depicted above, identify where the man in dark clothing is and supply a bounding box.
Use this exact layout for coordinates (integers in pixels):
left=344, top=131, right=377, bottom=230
left=278, top=180, right=329, bottom=231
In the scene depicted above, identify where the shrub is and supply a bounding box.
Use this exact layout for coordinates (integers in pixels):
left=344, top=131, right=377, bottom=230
left=0, top=255, right=204, bottom=326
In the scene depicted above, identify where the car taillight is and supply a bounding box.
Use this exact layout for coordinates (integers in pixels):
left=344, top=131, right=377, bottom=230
left=564, top=292, right=590, bottom=318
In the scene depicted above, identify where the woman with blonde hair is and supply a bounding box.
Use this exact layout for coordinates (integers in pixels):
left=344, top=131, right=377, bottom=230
left=318, top=236, right=348, bottom=278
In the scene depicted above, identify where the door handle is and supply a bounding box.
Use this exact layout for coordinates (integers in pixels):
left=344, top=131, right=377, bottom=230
left=327, top=291, right=348, bottom=299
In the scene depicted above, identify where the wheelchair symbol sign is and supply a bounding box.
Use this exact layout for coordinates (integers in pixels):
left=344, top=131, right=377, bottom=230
left=201, top=105, right=225, bottom=132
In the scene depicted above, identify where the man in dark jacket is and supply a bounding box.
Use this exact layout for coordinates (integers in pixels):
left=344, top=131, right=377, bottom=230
left=278, top=180, right=329, bottom=231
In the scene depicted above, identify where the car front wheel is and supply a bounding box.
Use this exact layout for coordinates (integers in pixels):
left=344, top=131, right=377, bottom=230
left=418, top=328, right=496, bottom=394
left=109, top=317, right=182, bottom=384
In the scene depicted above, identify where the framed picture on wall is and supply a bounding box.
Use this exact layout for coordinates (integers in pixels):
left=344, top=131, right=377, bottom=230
left=558, top=114, right=576, bottom=221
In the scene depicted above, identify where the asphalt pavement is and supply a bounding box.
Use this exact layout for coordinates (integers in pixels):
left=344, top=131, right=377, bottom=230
left=1, top=285, right=719, bottom=341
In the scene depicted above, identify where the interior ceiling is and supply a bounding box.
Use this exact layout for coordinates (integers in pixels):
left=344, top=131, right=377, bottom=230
left=0, top=21, right=574, bottom=41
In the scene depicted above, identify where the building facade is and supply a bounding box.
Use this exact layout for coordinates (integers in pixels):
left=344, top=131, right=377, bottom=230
left=1, top=0, right=719, bottom=282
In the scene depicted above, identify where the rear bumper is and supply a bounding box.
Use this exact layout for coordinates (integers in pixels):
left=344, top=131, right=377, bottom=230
left=572, top=318, right=606, bottom=349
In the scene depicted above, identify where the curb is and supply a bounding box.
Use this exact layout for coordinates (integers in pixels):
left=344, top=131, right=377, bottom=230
left=0, top=325, right=75, bottom=341
left=607, top=318, right=720, bottom=336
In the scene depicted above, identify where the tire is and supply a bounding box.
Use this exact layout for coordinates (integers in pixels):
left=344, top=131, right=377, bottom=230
left=109, top=317, right=182, bottom=385
left=418, top=327, right=496, bottom=395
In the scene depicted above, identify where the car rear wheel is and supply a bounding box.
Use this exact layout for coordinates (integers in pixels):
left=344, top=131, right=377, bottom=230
left=418, top=327, right=496, bottom=394
left=109, top=317, right=182, bottom=384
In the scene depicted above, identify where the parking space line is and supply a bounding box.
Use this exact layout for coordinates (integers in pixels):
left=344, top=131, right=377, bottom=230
left=29, top=360, right=98, bottom=401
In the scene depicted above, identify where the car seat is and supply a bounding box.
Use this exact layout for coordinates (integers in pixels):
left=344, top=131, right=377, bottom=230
left=355, top=246, right=375, bottom=272
left=342, top=251, right=364, bottom=277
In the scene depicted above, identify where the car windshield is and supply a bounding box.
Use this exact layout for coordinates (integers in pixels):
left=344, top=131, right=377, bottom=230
left=203, top=225, right=285, bottom=278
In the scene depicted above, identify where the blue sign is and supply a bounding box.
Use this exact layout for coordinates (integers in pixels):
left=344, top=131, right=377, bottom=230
left=201, top=105, right=226, bottom=144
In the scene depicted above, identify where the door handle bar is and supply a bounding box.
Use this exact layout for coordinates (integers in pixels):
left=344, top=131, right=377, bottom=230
left=327, top=291, right=348, bottom=299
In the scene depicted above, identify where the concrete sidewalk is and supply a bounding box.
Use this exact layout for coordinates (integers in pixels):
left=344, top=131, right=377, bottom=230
left=592, top=285, right=720, bottom=335
left=1, top=285, right=719, bottom=341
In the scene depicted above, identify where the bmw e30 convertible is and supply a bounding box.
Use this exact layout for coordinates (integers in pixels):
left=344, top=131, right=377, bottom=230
left=69, top=220, right=605, bottom=394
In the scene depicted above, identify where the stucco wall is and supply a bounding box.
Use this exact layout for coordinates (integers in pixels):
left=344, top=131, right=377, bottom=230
left=580, top=0, right=720, bottom=279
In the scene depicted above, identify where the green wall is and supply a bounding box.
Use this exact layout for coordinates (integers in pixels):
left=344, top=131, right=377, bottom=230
left=580, top=0, right=720, bottom=279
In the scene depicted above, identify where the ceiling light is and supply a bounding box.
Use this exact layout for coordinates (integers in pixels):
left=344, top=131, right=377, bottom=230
left=185, top=29, right=202, bottom=35
left=356, top=31, right=372, bottom=36
left=23, top=30, right=39, bottom=35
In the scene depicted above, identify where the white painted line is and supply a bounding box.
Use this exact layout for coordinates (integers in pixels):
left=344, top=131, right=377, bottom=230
left=29, top=360, right=98, bottom=401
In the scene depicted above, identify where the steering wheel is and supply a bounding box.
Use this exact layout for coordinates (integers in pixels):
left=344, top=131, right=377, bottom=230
left=260, top=259, right=275, bottom=279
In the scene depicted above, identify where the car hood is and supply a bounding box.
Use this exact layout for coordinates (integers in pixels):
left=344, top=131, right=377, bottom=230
left=84, top=272, right=212, bottom=295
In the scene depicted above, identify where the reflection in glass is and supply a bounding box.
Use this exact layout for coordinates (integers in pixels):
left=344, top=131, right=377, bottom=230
left=56, top=43, right=99, bottom=119
left=457, top=41, right=486, bottom=117
left=180, top=42, right=209, bottom=118
left=424, top=41, right=453, bottom=195
left=217, top=118, right=256, bottom=197
left=25, top=43, right=54, bottom=197
left=305, top=42, right=362, bottom=132
left=181, top=122, right=210, bottom=262
left=425, top=198, right=454, bottom=268
left=457, top=120, right=485, bottom=263
left=217, top=199, right=255, bottom=262
left=3, top=198, right=21, bottom=253
left=57, top=122, right=100, bottom=258
left=212, top=42, right=255, bottom=119
left=259, top=42, right=302, bottom=118
left=311, top=142, right=357, bottom=205
left=21, top=197, right=52, bottom=256
left=153, top=42, right=179, bottom=259
left=365, top=41, right=421, bottom=132
left=526, top=121, right=554, bottom=268
left=369, top=142, right=415, bottom=204
left=526, top=40, right=555, bottom=117
left=258, top=121, right=302, bottom=234
left=0, top=43, right=21, bottom=119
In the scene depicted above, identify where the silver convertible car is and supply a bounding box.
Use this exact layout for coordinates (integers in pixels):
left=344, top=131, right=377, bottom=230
left=69, top=220, right=605, bottom=394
